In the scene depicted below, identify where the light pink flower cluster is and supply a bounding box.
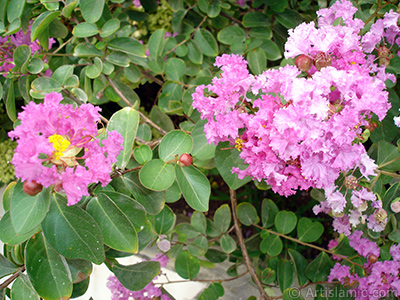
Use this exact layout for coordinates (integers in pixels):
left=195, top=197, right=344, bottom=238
left=107, top=254, right=171, bottom=300
left=8, top=92, right=123, bottom=205
left=329, top=232, right=400, bottom=300
left=0, top=25, right=55, bottom=75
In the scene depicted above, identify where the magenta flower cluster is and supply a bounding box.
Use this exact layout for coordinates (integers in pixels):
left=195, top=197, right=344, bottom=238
left=0, top=25, right=55, bottom=75
left=107, top=254, right=171, bottom=300
left=8, top=92, right=123, bottom=205
left=329, top=231, right=400, bottom=300
left=192, top=0, right=393, bottom=198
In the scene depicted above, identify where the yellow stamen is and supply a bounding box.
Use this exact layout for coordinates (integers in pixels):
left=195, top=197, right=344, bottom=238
left=235, top=138, right=244, bottom=151
left=48, top=134, right=70, bottom=160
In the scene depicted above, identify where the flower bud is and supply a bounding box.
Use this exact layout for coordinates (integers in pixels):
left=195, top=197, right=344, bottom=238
left=377, top=45, right=393, bottom=67
left=314, top=52, right=332, bottom=70
left=344, top=175, right=358, bottom=189
left=295, top=55, right=313, bottom=72
left=178, top=153, right=193, bottom=167
left=23, top=180, right=43, bottom=196
left=368, top=254, right=378, bottom=264
left=391, top=198, right=400, bottom=213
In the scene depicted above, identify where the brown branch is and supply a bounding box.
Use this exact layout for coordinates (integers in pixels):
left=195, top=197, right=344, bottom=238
left=140, top=70, right=164, bottom=86
left=0, top=266, right=25, bottom=289
left=220, top=11, right=244, bottom=27
left=230, top=188, right=269, bottom=300
left=106, top=76, right=168, bottom=135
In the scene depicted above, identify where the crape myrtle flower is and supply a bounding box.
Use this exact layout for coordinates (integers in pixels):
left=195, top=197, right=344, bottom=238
left=8, top=92, right=123, bottom=206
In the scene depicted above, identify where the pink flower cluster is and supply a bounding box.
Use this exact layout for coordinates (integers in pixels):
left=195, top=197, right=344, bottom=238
left=0, top=25, right=55, bottom=75
left=8, top=92, right=123, bottom=205
left=329, top=232, right=400, bottom=300
left=107, top=254, right=171, bottom=300
left=192, top=1, right=392, bottom=198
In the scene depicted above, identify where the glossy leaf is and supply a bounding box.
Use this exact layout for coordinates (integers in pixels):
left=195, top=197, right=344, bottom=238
left=243, top=12, right=271, bottom=27
left=13, top=45, right=30, bottom=73
left=191, top=211, right=207, bottom=234
left=237, top=202, right=259, bottom=226
left=73, top=22, right=99, bottom=37
left=297, top=217, right=324, bottom=243
left=191, top=120, right=216, bottom=160
left=278, top=259, right=295, bottom=292
left=107, top=107, right=139, bottom=169
left=25, top=233, right=73, bottom=300
left=10, top=180, right=51, bottom=235
left=275, top=211, right=297, bottom=234
left=261, top=199, right=279, bottom=228
left=260, top=234, right=283, bottom=256
left=86, top=194, right=138, bottom=253
left=217, top=26, right=246, bottom=45
left=275, top=9, right=302, bottom=29
left=41, top=194, right=105, bottom=264
left=0, top=211, right=40, bottom=245
left=197, top=283, right=224, bottom=300
left=10, top=274, right=39, bottom=300
left=175, top=250, right=200, bottom=279
left=113, top=261, right=160, bottom=291
left=288, top=249, right=308, bottom=286
left=151, top=205, right=176, bottom=234
left=188, top=236, right=208, bottom=257
left=108, top=37, right=146, bottom=58
left=305, top=252, right=333, bottom=282
left=159, top=130, right=193, bottom=162
left=30, top=11, right=60, bottom=41
left=175, top=164, right=210, bottom=212
left=133, top=144, right=153, bottom=164
left=86, top=57, right=103, bottom=79
left=80, top=0, right=104, bottom=23
left=100, top=18, right=120, bottom=38
left=213, top=204, right=231, bottom=233
left=7, top=0, right=25, bottom=23
left=194, top=29, right=218, bottom=57
left=139, top=159, right=175, bottom=191
left=5, top=79, right=16, bottom=121
left=148, top=28, right=166, bottom=58
left=30, top=77, right=62, bottom=99
left=187, top=40, right=203, bottom=65
left=0, top=254, right=19, bottom=279
left=74, top=43, right=104, bottom=57
left=165, top=58, right=186, bottom=82
left=220, top=234, right=236, bottom=254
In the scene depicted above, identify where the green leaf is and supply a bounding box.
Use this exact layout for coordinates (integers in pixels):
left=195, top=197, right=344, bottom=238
left=188, top=236, right=208, bottom=256
left=260, top=234, right=283, bottom=256
left=261, top=199, right=279, bottom=228
left=191, top=120, right=216, bottom=160
left=176, top=223, right=201, bottom=240
left=151, top=205, right=176, bottom=234
left=30, top=77, right=62, bottom=99
left=2, top=181, right=15, bottom=212
left=73, top=22, right=99, bottom=37
left=49, top=18, right=68, bottom=38
left=7, top=0, right=25, bottom=23
left=0, top=211, right=40, bottom=245
left=107, top=107, right=139, bottom=169
left=113, top=261, right=160, bottom=291
left=62, top=0, right=77, bottom=18
left=74, top=43, right=104, bottom=57
left=139, top=159, right=176, bottom=191
left=25, top=233, right=73, bottom=300
left=214, top=204, right=231, bottom=233
left=305, top=252, right=333, bottom=282
left=66, top=258, right=92, bottom=283
left=148, top=28, right=166, bottom=58
left=52, top=65, right=74, bottom=85
left=243, top=12, right=271, bottom=27
left=191, top=211, right=207, bottom=234
left=249, top=27, right=273, bottom=40
left=80, top=0, right=104, bottom=23
left=278, top=259, right=295, bottom=292
left=108, top=37, right=146, bottom=58
left=150, top=106, right=175, bottom=132
left=175, top=164, right=210, bottom=212
left=11, top=274, right=39, bottom=300
left=220, top=234, right=236, bottom=254
left=159, top=130, right=193, bottom=162
left=86, top=57, right=103, bottom=79
left=10, top=181, right=51, bottom=235
left=7, top=17, right=21, bottom=35
left=165, top=58, right=186, bottom=82
left=100, top=18, right=120, bottom=38
left=237, top=202, right=259, bottom=226
left=205, top=249, right=227, bottom=263
left=217, top=26, right=246, bottom=45
left=27, top=58, right=44, bottom=74
left=297, top=217, right=324, bottom=243
left=41, top=194, right=105, bottom=264
left=166, top=181, right=181, bottom=203
left=275, top=9, right=302, bottom=29
left=275, top=211, right=297, bottom=234
left=13, top=45, right=30, bottom=73
left=288, top=249, right=308, bottom=286
left=106, top=51, right=130, bottom=67
left=30, top=11, right=60, bottom=41
left=194, top=29, right=218, bottom=57
left=197, top=282, right=224, bottom=300
left=140, top=0, right=158, bottom=12
left=124, top=64, right=142, bottom=83
left=117, top=172, right=165, bottom=215
left=282, top=288, right=305, bottom=300
left=247, top=48, right=267, bottom=75
left=5, top=79, right=16, bottom=121
left=260, top=40, right=282, bottom=61
left=0, top=254, right=19, bottom=279
left=86, top=194, right=138, bottom=253
left=133, top=144, right=153, bottom=164
left=187, top=40, right=203, bottom=65
left=377, top=140, right=400, bottom=172
left=175, top=250, right=200, bottom=279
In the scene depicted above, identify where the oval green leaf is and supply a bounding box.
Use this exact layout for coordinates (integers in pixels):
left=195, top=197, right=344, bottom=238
left=275, top=211, right=297, bottom=234
left=213, top=204, right=231, bottom=233
left=100, top=18, right=120, bottom=38
left=80, top=0, right=104, bottom=23
left=73, top=22, right=99, bottom=37
left=194, top=29, right=218, bottom=57
left=297, top=217, right=324, bottom=243
left=113, top=261, right=160, bottom=291
left=133, top=144, right=153, bottom=165
left=175, top=250, right=200, bottom=279
left=159, top=130, right=193, bottom=162
left=139, top=159, right=176, bottom=191
left=237, top=202, right=259, bottom=226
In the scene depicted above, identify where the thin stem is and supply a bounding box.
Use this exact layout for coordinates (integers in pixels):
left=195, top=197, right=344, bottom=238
left=377, top=170, right=400, bottom=179
left=377, top=156, right=400, bottom=169
left=364, top=2, right=390, bottom=25
left=0, top=266, right=25, bottom=289
left=155, top=270, right=249, bottom=285
left=230, top=188, right=270, bottom=300
left=106, top=76, right=168, bottom=135
left=140, top=70, right=164, bottom=86
left=253, top=224, right=365, bottom=269
left=220, top=11, right=243, bottom=27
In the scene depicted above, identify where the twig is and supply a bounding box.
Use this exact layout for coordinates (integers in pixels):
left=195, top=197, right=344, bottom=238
left=230, top=188, right=269, bottom=300
left=140, top=70, right=164, bottom=86
left=106, top=76, right=168, bottom=135
left=364, top=2, right=390, bottom=25
left=220, top=11, right=243, bottom=27
left=252, top=224, right=365, bottom=269
left=0, top=266, right=25, bottom=289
